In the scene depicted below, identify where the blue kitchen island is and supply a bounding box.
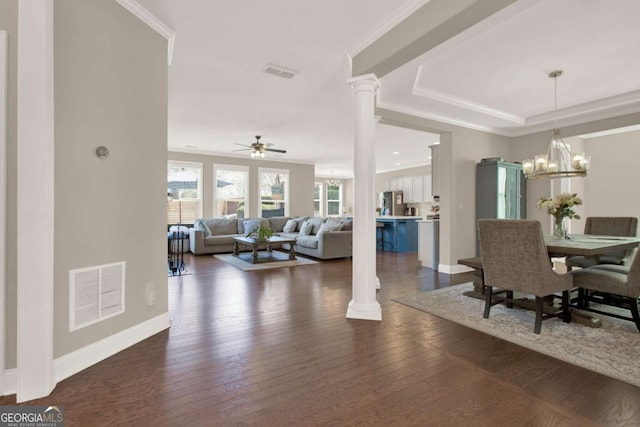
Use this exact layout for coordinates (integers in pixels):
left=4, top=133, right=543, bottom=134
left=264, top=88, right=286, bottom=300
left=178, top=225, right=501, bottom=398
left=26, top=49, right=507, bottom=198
left=375, top=216, right=420, bottom=252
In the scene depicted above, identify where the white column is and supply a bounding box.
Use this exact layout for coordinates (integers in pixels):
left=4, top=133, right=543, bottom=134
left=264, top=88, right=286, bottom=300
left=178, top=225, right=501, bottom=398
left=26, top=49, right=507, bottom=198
left=17, top=0, right=56, bottom=401
left=346, top=74, right=381, bottom=321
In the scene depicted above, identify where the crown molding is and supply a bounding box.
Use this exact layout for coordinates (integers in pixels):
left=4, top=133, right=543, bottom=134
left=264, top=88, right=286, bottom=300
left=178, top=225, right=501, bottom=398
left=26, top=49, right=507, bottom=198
left=113, top=0, right=175, bottom=65
left=348, top=0, right=431, bottom=57
left=525, top=89, right=640, bottom=126
left=412, top=80, right=525, bottom=124
left=377, top=101, right=506, bottom=135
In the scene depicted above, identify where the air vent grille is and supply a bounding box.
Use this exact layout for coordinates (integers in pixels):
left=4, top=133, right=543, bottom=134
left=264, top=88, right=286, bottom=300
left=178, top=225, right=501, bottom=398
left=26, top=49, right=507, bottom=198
left=70, top=261, right=125, bottom=331
left=263, top=63, right=297, bottom=79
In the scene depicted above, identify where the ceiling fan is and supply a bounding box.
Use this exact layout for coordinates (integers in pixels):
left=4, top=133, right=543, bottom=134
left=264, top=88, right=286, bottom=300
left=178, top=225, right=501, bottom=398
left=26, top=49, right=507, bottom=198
left=233, top=135, right=287, bottom=158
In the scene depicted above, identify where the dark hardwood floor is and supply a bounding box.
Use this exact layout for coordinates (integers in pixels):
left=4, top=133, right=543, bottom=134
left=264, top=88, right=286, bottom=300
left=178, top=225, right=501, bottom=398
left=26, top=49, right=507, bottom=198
left=3, top=251, right=640, bottom=426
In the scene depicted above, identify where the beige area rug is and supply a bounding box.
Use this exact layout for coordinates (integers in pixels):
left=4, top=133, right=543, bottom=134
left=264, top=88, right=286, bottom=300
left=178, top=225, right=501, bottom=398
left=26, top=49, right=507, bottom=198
left=394, top=283, right=640, bottom=388
left=214, top=251, right=318, bottom=271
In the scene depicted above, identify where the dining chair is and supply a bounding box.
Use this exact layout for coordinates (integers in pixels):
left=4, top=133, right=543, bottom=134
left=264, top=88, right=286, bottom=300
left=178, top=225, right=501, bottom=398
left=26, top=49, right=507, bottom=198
left=566, top=217, right=638, bottom=270
left=570, top=250, right=640, bottom=332
left=478, top=219, right=573, bottom=334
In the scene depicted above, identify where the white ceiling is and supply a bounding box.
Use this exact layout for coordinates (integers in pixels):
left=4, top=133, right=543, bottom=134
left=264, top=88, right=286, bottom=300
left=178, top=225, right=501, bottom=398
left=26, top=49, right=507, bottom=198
left=135, top=0, right=640, bottom=178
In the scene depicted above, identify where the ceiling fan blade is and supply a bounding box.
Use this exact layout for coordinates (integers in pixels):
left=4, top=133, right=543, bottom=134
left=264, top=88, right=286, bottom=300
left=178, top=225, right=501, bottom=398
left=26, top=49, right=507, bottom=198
left=232, top=148, right=251, bottom=152
left=265, top=148, right=287, bottom=154
left=234, top=143, right=252, bottom=148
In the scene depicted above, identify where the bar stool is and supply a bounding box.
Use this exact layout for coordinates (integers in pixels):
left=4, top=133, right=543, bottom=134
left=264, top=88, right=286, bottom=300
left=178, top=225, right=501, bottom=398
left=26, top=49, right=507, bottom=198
left=376, top=222, right=385, bottom=251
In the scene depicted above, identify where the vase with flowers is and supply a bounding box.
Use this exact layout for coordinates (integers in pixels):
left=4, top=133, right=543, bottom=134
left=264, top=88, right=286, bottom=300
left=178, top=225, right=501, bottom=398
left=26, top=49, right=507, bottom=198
left=537, top=193, right=583, bottom=239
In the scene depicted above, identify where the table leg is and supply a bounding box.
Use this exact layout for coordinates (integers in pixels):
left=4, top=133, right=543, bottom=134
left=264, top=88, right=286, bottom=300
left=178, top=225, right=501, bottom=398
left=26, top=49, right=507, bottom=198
left=252, top=245, right=258, bottom=264
left=289, top=245, right=296, bottom=260
left=233, top=241, right=239, bottom=256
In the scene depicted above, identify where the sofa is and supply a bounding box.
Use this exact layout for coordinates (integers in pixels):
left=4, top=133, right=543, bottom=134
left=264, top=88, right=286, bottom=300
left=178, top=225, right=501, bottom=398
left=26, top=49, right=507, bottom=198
left=189, top=216, right=352, bottom=260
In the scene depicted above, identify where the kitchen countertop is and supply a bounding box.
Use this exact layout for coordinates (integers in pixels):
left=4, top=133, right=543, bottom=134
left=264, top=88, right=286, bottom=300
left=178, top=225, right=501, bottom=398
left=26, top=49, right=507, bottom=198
left=375, top=216, right=422, bottom=220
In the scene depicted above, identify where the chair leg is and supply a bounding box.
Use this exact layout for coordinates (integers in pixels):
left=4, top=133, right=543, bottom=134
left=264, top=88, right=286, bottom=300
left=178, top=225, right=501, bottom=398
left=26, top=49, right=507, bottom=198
left=577, top=288, right=586, bottom=309
left=562, top=290, right=571, bottom=323
left=483, top=286, right=493, bottom=319
left=630, top=297, right=640, bottom=333
left=534, top=296, right=543, bottom=334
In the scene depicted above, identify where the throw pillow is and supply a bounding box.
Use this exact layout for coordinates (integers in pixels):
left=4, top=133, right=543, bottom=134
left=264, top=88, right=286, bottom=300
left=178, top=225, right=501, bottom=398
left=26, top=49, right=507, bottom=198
left=243, top=219, right=261, bottom=235
left=283, top=219, right=297, bottom=233
left=299, top=220, right=313, bottom=236
left=194, top=219, right=212, bottom=237
left=318, top=221, right=342, bottom=234
left=341, top=220, right=353, bottom=231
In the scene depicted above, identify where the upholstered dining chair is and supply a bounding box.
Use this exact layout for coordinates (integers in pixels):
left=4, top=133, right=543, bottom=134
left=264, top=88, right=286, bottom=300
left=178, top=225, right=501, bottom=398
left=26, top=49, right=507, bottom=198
left=566, top=217, right=638, bottom=270
left=570, top=250, right=640, bottom=332
left=478, top=219, right=573, bottom=334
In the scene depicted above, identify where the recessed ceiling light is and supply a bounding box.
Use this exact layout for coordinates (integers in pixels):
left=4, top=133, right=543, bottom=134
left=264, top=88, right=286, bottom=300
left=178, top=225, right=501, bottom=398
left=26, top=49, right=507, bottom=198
left=428, top=156, right=432, bottom=160
left=186, top=145, right=198, bottom=148
left=395, top=162, right=401, bottom=166
left=393, top=151, right=399, bottom=155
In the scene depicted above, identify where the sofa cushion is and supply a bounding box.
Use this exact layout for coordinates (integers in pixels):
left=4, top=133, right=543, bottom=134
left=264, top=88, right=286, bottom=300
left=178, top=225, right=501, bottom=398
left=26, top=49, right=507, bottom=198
left=203, top=235, right=238, bottom=246
left=283, top=219, right=297, bottom=233
left=296, top=235, right=319, bottom=249
left=194, top=219, right=212, bottom=237
left=341, top=220, right=353, bottom=231
left=299, top=220, right=313, bottom=236
left=269, top=216, right=290, bottom=233
left=208, top=218, right=238, bottom=236
left=308, top=217, right=325, bottom=235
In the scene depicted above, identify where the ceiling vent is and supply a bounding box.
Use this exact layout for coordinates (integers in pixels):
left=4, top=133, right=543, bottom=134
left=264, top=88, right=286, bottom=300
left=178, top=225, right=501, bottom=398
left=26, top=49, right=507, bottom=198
left=263, top=63, right=297, bottom=79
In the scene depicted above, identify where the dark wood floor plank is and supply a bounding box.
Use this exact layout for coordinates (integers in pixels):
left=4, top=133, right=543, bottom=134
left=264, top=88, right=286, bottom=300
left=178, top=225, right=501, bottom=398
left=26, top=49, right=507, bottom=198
left=2, top=252, right=636, bottom=426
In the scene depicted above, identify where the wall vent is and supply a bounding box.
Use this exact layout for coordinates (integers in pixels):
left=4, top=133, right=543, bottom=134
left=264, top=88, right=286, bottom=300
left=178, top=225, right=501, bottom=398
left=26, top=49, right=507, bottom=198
left=69, top=262, right=125, bottom=331
left=263, top=63, right=298, bottom=79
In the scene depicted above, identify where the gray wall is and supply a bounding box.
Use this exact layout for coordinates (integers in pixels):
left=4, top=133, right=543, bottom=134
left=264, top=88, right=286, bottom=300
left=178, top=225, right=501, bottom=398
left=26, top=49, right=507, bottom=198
left=584, top=129, right=640, bottom=218
left=52, top=0, right=168, bottom=358
left=0, top=0, right=18, bottom=369
left=169, top=152, right=315, bottom=218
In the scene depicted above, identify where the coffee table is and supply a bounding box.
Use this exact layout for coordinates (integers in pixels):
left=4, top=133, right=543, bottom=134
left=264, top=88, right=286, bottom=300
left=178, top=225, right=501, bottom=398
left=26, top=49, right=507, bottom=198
left=232, top=236, right=297, bottom=264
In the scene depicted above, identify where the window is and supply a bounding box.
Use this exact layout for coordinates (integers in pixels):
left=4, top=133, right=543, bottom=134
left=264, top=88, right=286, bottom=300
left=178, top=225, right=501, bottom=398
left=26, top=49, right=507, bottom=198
left=214, top=164, right=249, bottom=218
left=314, top=182, right=323, bottom=216
left=314, top=181, right=343, bottom=217
left=326, top=184, right=342, bottom=216
left=259, top=168, right=289, bottom=218
left=167, top=161, right=202, bottom=224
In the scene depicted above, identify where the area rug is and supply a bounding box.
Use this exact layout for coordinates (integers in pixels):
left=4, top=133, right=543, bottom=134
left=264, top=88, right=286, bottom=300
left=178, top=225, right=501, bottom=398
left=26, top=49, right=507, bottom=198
left=394, top=283, right=640, bottom=388
left=214, top=252, right=318, bottom=271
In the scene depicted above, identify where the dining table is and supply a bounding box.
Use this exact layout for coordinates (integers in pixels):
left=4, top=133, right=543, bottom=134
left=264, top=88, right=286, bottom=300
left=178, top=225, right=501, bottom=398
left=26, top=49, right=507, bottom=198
left=544, top=234, right=640, bottom=259
left=460, top=234, right=640, bottom=326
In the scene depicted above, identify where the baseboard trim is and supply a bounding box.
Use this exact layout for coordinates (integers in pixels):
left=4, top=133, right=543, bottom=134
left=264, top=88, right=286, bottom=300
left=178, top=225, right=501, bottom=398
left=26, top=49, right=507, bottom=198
left=54, top=312, right=170, bottom=384
left=3, top=368, right=16, bottom=396
left=438, top=263, right=474, bottom=274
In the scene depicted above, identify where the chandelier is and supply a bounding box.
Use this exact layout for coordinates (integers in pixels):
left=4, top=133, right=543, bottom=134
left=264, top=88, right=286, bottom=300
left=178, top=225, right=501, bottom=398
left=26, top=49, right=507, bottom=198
left=325, top=174, right=341, bottom=186
left=522, top=70, right=590, bottom=179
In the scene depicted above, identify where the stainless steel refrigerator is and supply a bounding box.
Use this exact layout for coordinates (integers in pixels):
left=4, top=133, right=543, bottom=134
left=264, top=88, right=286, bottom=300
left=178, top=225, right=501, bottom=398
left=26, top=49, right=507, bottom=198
left=378, top=191, right=405, bottom=216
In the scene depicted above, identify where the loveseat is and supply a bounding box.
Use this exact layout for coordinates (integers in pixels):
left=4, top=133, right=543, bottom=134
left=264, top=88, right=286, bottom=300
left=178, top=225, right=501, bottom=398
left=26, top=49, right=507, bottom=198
left=189, top=216, right=352, bottom=260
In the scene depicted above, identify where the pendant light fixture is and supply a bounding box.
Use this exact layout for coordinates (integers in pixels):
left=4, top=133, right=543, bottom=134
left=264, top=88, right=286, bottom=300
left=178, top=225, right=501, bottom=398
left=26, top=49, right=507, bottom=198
left=522, top=70, right=590, bottom=179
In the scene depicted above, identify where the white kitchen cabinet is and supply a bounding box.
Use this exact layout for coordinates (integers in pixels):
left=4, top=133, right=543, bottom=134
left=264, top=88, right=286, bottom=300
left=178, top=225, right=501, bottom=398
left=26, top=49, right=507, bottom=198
left=401, top=176, right=413, bottom=202
left=430, top=144, right=440, bottom=198
left=423, top=174, right=432, bottom=201
left=411, top=176, right=423, bottom=203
